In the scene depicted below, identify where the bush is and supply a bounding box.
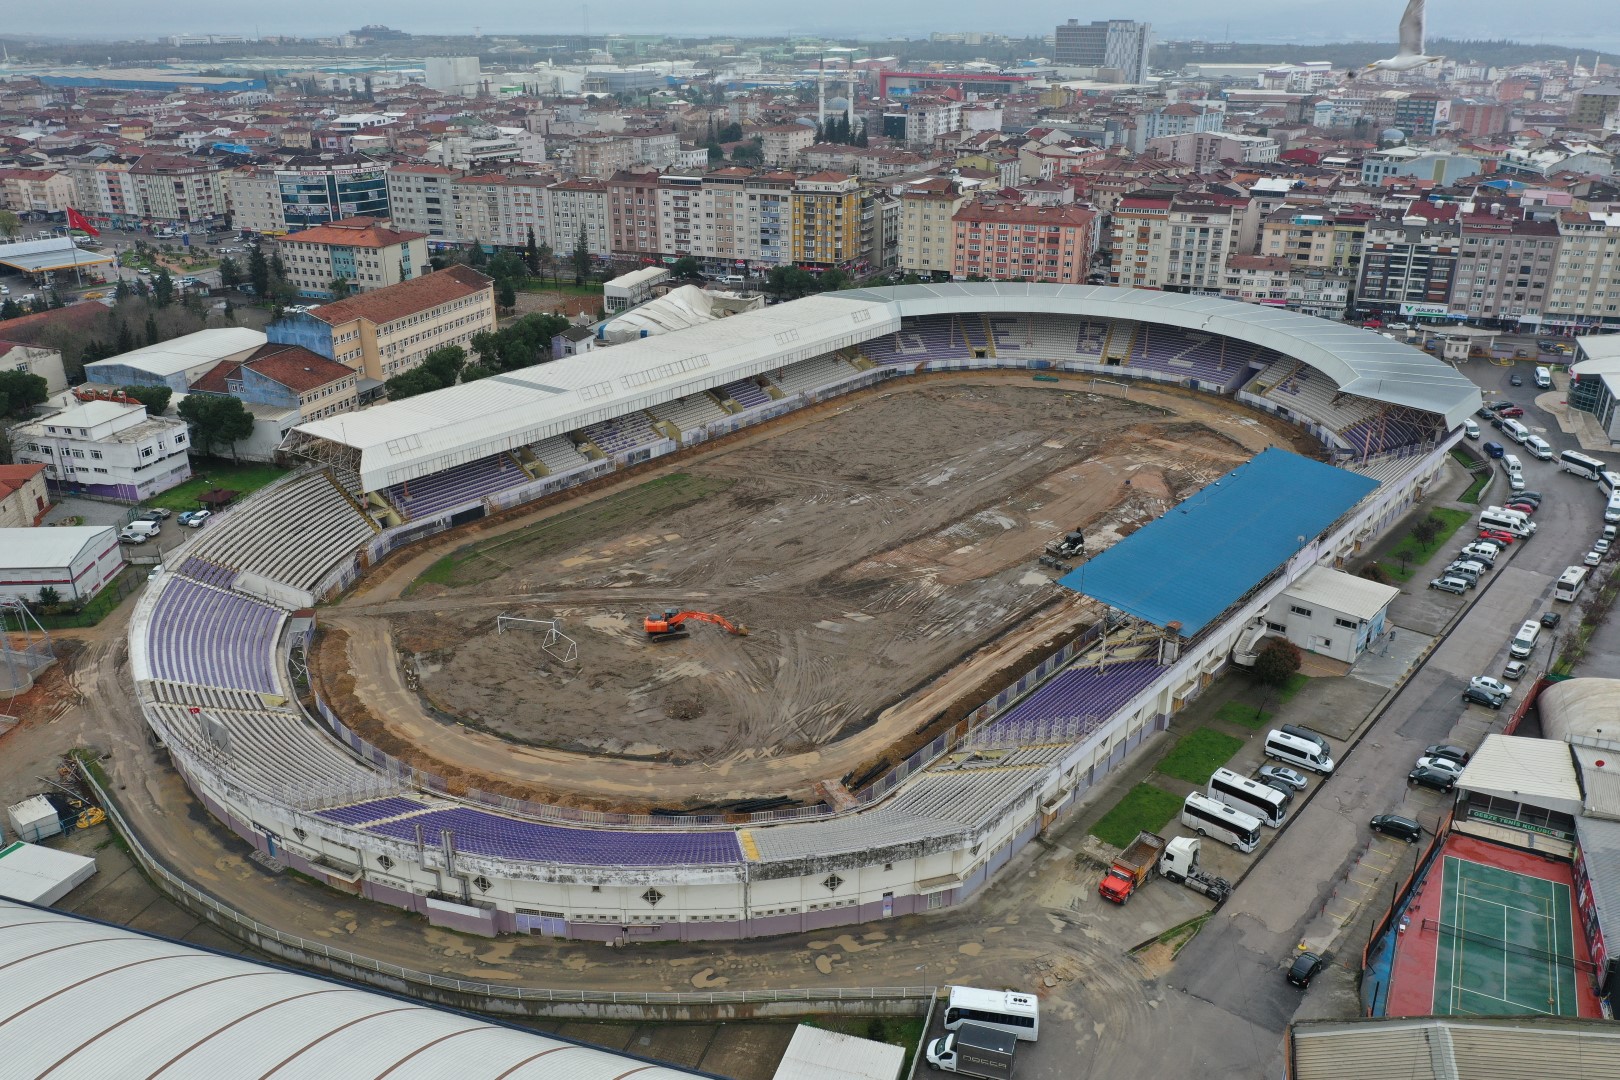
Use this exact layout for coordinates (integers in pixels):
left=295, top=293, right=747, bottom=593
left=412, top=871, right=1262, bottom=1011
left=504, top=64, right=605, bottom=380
left=1359, top=563, right=1393, bottom=584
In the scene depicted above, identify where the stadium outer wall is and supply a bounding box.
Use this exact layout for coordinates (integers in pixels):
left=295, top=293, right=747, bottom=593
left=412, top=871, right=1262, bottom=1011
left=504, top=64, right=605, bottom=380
left=131, top=352, right=1459, bottom=943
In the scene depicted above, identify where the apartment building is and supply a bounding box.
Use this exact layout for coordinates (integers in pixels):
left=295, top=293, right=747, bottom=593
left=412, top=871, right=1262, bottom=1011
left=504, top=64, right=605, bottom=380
left=0, top=463, right=49, bottom=529
left=1109, top=194, right=1172, bottom=287
left=1546, top=212, right=1620, bottom=331
left=1222, top=255, right=1291, bottom=306
left=546, top=178, right=612, bottom=258
left=898, top=177, right=967, bottom=277
left=1452, top=211, right=1559, bottom=325
left=657, top=169, right=796, bottom=271
left=1572, top=85, right=1620, bottom=129
left=951, top=201, right=1095, bottom=284
left=1110, top=193, right=1251, bottom=294
left=607, top=170, right=664, bottom=262
left=227, top=157, right=390, bottom=236
left=0, top=168, right=75, bottom=215
left=1355, top=213, right=1461, bottom=321
left=386, top=163, right=460, bottom=239
left=11, top=399, right=191, bottom=503
left=265, top=264, right=495, bottom=385
left=791, top=172, right=862, bottom=271
left=127, top=154, right=229, bottom=228
left=452, top=173, right=550, bottom=249
left=276, top=216, right=428, bottom=299
left=758, top=124, right=816, bottom=168
left=903, top=98, right=964, bottom=148
left=1053, top=19, right=1152, bottom=83
left=1146, top=131, right=1278, bottom=172
left=1259, top=208, right=1368, bottom=275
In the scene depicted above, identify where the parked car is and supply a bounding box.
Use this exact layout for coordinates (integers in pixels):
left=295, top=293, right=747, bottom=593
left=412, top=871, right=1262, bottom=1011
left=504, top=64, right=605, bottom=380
left=1514, top=491, right=1543, bottom=504
left=1458, top=544, right=1497, bottom=567
left=1286, top=951, right=1325, bottom=988
left=1586, top=550, right=1603, bottom=567
left=133, top=509, right=169, bottom=524
left=1476, top=406, right=1496, bottom=420
left=1462, top=685, right=1505, bottom=709
left=1478, top=529, right=1516, bottom=545
left=1541, top=611, right=1562, bottom=628
left=1425, top=744, right=1470, bottom=765
left=1482, top=441, right=1506, bottom=459
left=178, top=509, right=212, bottom=528
left=1409, top=765, right=1458, bottom=792
left=1370, top=814, right=1423, bottom=842
left=1257, top=765, right=1308, bottom=792
left=1470, top=676, right=1512, bottom=698
left=1489, top=401, right=1518, bottom=413
left=1429, top=576, right=1470, bottom=594
left=117, top=531, right=150, bottom=545
left=1504, top=660, right=1528, bottom=680
left=1504, top=502, right=1537, bottom=516
left=1597, top=539, right=1612, bottom=555
left=1510, top=373, right=1523, bottom=386
left=1417, top=755, right=1466, bottom=778
left=1499, top=406, right=1525, bottom=418
left=1538, top=339, right=1559, bottom=351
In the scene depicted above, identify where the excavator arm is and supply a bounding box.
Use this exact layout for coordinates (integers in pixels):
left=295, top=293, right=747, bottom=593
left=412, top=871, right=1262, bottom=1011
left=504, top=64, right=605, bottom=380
left=644, top=609, right=749, bottom=638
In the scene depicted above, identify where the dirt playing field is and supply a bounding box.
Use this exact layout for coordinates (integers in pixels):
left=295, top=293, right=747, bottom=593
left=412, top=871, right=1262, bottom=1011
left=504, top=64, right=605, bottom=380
left=313, top=376, right=1313, bottom=811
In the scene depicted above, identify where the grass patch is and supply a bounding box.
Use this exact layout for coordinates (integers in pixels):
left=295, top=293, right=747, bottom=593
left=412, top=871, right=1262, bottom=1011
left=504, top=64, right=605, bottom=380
left=409, top=472, right=735, bottom=592
left=1458, top=471, right=1490, bottom=505
left=1156, top=727, right=1244, bottom=785
left=1377, top=506, right=1472, bottom=581
left=1276, top=671, right=1310, bottom=703
left=36, top=568, right=139, bottom=629
left=1090, top=783, right=1184, bottom=848
left=1215, top=700, right=1272, bottom=730
left=1450, top=447, right=1482, bottom=470
left=143, top=462, right=291, bottom=513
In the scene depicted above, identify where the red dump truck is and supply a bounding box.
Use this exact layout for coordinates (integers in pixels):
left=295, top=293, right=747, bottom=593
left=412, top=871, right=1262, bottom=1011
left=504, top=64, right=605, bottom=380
left=1097, top=831, right=1167, bottom=904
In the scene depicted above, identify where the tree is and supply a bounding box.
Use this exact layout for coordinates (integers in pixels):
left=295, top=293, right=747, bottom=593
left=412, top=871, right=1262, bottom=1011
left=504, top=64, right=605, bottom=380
left=177, top=393, right=255, bottom=459
left=816, top=268, right=850, bottom=292
left=145, top=313, right=161, bottom=346
left=36, top=586, right=61, bottom=608
left=0, top=370, right=49, bottom=417
left=218, top=255, right=242, bottom=289
left=0, top=210, right=18, bottom=239
left=248, top=244, right=270, bottom=297
left=383, top=367, right=447, bottom=400
left=223, top=299, right=237, bottom=324
left=524, top=227, right=541, bottom=275
left=496, top=278, right=516, bottom=310
left=672, top=255, right=701, bottom=279
left=115, top=321, right=135, bottom=355
left=152, top=268, right=175, bottom=308
left=705, top=142, right=724, bottom=163
left=1252, top=638, right=1303, bottom=688
left=329, top=277, right=353, bottom=299
left=467, top=240, right=488, bottom=268
left=765, top=265, right=816, bottom=299
left=716, top=121, right=743, bottom=143
left=571, top=227, right=591, bottom=286
left=420, top=345, right=466, bottom=386
left=730, top=137, right=764, bottom=164
left=120, top=384, right=173, bottom=415
left=1410, top=513, right=1443, bottom=549
left=0, top=298, right=21, bottom=321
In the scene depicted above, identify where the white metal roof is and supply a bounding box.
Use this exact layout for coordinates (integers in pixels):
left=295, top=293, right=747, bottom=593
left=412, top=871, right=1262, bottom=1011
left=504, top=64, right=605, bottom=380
left=0, top=525, right=114, bottom=570
left=84, top=327, right=266, bottom=379
left=0, top=841, right=96, bottom=905
left=0, top=237, right=115, bottom=273
left=1538, top=678, right=1620, bottom=745
left=605, top=265, right=670, bottom=291
left=1576, top=334, right=1620, bottom=365
left=1290, top=1016, right=1620, bottom=1080
left=0, top=899, right=711, bottom=1080
left=1457, top=734, right=1583, bottom=815
left=291, top=283, right=1480, bottom=493
left=293, top=293, right=895, bottom=491
left=1279, top=566, right=1399, bottom=621
left=1572, top=746, right=1620, bottom=820
left=771, top=1025, right=905, bottom=1080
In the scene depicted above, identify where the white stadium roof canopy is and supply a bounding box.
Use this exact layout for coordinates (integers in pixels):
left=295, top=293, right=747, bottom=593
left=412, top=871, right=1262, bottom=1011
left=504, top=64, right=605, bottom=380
left=0, top=899, right=713, bottom=1080
left=288, top=284, right=1481, bottom=493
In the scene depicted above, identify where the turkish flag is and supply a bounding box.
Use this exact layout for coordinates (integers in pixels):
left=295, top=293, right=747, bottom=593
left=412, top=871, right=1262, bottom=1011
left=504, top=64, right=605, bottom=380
left=66, top=207, right=100, bottom=236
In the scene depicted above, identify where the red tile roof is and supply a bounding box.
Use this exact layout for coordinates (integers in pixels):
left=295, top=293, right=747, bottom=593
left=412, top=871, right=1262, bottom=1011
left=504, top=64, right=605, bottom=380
left=0, top=462, right=47, bottom=501
left=281, top=215, right=427, bottom=248
left=308, top=265, right=493, bottom=328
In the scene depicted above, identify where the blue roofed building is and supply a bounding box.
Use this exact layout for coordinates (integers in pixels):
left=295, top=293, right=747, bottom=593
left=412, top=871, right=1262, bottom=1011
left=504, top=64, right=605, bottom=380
left=1057, top=448, right=1380, bottom=638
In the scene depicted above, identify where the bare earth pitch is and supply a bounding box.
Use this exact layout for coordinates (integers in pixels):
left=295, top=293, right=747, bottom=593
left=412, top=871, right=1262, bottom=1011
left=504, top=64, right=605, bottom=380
left=314, top=378, right=1311, bottom=811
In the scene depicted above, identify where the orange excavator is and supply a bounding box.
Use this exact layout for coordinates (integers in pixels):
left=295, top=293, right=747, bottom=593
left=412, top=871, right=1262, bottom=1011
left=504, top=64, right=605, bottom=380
left=644, top=608, right=748, bottom=642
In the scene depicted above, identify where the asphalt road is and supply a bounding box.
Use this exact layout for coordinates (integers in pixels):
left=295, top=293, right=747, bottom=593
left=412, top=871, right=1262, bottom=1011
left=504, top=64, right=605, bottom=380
left=1132, top=356, right=1612, bottom=1077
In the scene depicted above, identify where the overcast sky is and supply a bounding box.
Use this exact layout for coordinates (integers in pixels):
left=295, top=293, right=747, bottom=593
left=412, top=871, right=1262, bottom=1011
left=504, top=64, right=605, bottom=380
left=17, top=2, right=1619, bottom=52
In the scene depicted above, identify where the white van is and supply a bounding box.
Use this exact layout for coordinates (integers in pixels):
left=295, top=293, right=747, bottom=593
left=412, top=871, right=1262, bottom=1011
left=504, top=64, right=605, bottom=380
left=1510, top=620, right=1541, bottom=658
left=123, top=519, right=161, bottom=537
left=1503, top=453, right=1524, bottom=476
left=1482, top=506, right=1530, bottom=525
left=1463, top=419, right=1480, bottom=440
left=1480, top=511, right=1534, bottom=537
left=1535, top=366, right=1552, bottom=389
left=1525, top=435, right=1553, bottom=460
left=1501, top=419, right=1530, bottom=444
left=1264, top=729, right=1335, bottom=774
left=1607, top=493, right=1620, bottom=525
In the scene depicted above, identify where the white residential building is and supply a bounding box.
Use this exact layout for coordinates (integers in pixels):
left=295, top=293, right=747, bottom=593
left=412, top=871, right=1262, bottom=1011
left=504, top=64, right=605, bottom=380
left=12, top=400, right=192, bottom=503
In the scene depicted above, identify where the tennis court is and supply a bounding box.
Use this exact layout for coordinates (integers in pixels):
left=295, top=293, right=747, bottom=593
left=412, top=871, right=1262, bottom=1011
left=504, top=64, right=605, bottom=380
left=1430, top=856, right=1584, bottom=1016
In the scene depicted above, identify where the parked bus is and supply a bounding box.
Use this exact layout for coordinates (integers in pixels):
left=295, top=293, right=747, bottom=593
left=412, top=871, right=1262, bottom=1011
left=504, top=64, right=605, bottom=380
left=942, top=986, right=1041, bottom=1042
left=1556, top=566, right=1591, bottom=602
left=1207, top=767, right=1289, bottom=827
left=1562, top=450, right=1607, bottom=480
left=1181, top=791, right=1262, bottom=854
left=1601, top=470, right=1620, bottom=496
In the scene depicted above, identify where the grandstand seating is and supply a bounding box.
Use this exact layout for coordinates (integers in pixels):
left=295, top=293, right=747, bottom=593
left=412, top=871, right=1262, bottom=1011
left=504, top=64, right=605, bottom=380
left=188, top=472, right=374, bottom=591
left=1339, top=406, right=1437, bottom=457
left=384, top=453, right=526, bottom=519
left=1262, top=366, right=1381, bottom=438
left=719, top=378, right=773, bottom=409
left=766, top=355, right=863, bottom=396
left=581, top=413, right=662, bottom=456
left=988, top=316, right=1024, bottom=353
left=650, top=393, right=729, bottom=435
left=1127, top=326, right=1251, bottom=391
left=316, top=797, right=433, bottom=826
left=974, top=658, right=1165, bottom=745
left=959, top=316, right=991, bottom=352
left=180, top=557, right=237, bottom=590
left=530, top=436, right=591, bottom=475
left=147, top=578, right=284, bottom=694
left=149, top=700, right=379, bottom=796
left=364, top=806, right=745, bottom=867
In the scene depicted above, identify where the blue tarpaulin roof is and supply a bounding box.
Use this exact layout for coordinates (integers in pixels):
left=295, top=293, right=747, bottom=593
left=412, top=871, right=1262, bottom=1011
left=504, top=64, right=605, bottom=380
left=1057, top=449, right=1379, bottom=638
